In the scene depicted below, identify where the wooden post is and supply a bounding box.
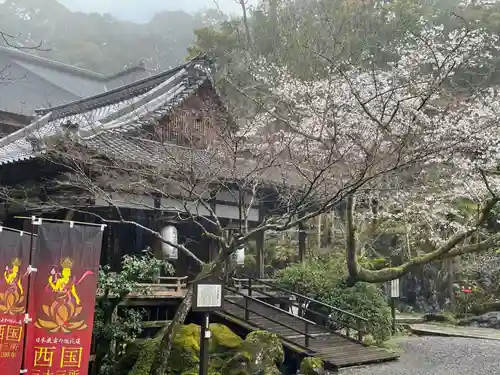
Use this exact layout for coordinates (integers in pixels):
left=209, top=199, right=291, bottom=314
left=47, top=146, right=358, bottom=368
left=298, top=222, right=306, bottom=263
left=256, top=230, right=265, bottom=278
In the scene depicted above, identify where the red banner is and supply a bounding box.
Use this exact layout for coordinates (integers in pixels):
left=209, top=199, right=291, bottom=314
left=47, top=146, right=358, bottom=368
left=24, top=223, right=103, bottom=375
left=0, top=229, right=32, bottom=375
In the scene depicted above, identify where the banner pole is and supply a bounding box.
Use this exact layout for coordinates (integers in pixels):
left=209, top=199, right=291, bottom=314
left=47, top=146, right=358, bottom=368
left=0, top=226, right=36, bottom=236
left=14, top=217, right=106, bottom=229
left=19, top=217, right=40, bottom=375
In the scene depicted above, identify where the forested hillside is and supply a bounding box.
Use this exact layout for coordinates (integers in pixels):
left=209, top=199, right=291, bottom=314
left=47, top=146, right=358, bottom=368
left=0, top=0, right=227, bottom=73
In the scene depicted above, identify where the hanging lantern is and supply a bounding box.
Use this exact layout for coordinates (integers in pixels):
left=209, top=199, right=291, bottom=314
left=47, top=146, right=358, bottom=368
left=161, top=225, right=178, bottom=260
left=232, top=247, right=245, bottom=265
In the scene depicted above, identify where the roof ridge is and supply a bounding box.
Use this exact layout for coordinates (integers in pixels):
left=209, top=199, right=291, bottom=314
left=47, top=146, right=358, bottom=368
left=0, top=112, right=52, bottom=149
left=103, top=63, right=148, bottom=81
left=0, top=46, right=106, bottom=80
left=34, top=59, right=210, bottom=118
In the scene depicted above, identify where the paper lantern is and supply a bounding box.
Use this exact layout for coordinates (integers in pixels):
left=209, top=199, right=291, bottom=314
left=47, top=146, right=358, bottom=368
left=161, top=225, right=178, bottom=260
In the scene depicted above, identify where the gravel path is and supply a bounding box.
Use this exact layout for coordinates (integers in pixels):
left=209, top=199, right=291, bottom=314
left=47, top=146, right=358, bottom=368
left=340, top=336, right=500, bottom=375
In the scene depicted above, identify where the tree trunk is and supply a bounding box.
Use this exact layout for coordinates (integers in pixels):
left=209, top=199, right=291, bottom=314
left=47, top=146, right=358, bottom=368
left=150, top=242, right=233, bottom=375
left=238, top=0, right=252, bottom=47
left=317, top=214, right=322, bottom=248
left=150, top=286, right=193, bottom=375
left=347, top=197, right=499, bottom=284
left=345, top=195, right=358, bottom=281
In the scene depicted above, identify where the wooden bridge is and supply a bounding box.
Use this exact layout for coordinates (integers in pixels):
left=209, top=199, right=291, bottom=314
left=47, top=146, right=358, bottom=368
left=216, top=278, right=399, bottom=369
left=115, top=275, right=399, bottom=368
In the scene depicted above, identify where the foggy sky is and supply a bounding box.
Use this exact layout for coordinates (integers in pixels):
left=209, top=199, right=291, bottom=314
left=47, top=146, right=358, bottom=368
left=57, top=0, right=253, bottom=23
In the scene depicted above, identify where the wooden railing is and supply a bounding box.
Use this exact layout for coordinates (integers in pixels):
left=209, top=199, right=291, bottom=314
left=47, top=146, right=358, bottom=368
left=128, top=276, right=189, bottom=298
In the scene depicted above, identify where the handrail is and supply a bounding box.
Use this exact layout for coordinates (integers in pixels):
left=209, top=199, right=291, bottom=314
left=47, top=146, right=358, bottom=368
left=225, top=286, right=319, bottom=328
left=224, top=285, right=316, bottom=347
left=158, top=276, right=188, bottom=281
left=222, top=299, right=314, bottom=353
left=224, top=295, right=315, bottom=338
left=250, top=286, right=361, bottom=332
left=247, top=276, right=368, bottom=322
left=231, top=277, right=275, bottom=283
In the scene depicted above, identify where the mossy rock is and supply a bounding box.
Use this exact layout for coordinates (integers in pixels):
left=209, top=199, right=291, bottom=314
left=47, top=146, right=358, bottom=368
left=220, top=351, right=252, bottom=375
left=221, top=330, right=284, bottom=375
left=299, top=357, right=325, bottom=375
left=245, top=331, right=284, bottom=365
left=167, top=323, right=202, bottom=374
left=259, top=365, right=283, bottom=375
left=362, top=334, right=375, bottom=346
left=209, top=323, right=243, bottom=352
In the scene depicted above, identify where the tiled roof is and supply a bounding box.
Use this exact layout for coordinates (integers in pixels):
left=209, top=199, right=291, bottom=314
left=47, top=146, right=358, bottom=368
left=70, top=133, right=298, bottom=190
left=0, top=58, right=212, bottom=166
left=0, top=46, right=149, bottom=115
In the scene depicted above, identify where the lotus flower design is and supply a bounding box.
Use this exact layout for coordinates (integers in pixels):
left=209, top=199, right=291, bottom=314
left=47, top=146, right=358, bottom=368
left=35, top=299, right=87, bottom=333
left=0, top=288, right=24, bottom=315
left=0, top=258, right=26, bottom=315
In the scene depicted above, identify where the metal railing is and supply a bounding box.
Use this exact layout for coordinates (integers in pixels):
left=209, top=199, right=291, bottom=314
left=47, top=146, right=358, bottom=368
left=226, top=276, right=368, bottom=343
left=223, top=285, right=316, bottom=349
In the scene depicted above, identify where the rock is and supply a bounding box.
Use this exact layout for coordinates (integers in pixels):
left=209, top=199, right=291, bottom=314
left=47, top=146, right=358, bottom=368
left=245, top=331, right=284, bottom=365
left=167, top=323, right=201, bottom=373
left=459, top=311, right=500, bottom=329
left=299, top=357, right=325, bottom=375
left=210, top=323, right=243, bottom=351
left=121, top=323, right=284, bottom=375
left=423, top=313, right=452, bottom=323
left=221, top=330, right=284, bottom=375
left=361, top=334, right=375, bottom=346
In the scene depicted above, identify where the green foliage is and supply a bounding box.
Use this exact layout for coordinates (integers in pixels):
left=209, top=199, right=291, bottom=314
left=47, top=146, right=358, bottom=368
left=275, top=254, right=346, bottom=295
left=264, top=237, right=300, bottom=269
left=275, top=256, right=392, bottom=342
left=108, top=340, right=143, bottom=375
left=94, top=252, right=172, bottom=375
left=128, top=335, right=163, bottom=375
left=299, top=357, right=324, bottom=375
left=322, top=282, right=392, bottom=342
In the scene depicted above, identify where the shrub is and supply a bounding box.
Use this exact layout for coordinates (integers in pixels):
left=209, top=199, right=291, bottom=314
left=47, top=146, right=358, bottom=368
left=320, top=281, right=392, bottom=342
left=275, top=256, right=392, bottom=342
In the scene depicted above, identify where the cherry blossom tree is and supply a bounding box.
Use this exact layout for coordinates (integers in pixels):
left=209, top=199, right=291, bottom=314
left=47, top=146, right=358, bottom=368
left=5, top=12, right=500, bottom=373
left=229, top=15, right=500, bottom=283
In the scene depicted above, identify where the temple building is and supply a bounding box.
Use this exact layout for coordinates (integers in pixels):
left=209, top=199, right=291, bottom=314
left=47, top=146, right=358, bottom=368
left=0, top=46, right=148, bottom=136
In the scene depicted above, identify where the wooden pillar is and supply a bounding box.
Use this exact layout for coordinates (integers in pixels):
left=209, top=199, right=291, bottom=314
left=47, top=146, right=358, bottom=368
left=256, top=230, right=265, bottom=278
left=298, top=221, right=306, bottom=263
